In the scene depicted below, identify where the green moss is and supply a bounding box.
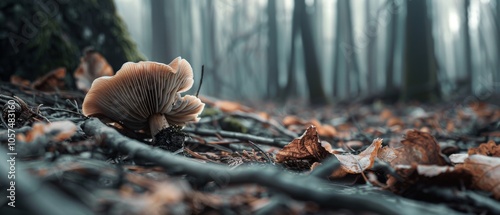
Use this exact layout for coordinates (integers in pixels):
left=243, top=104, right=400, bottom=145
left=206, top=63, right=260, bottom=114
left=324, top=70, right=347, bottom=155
left=199, top=107, right=221, bottom=117
left=221, top=117, right=248, bottom=133
left=0, top=0, right=145, bottom=84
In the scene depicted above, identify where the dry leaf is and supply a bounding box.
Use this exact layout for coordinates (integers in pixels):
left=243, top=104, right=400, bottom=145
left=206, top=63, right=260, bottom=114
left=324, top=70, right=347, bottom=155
left=31, top=67, right=66, bottom=91
left=10, top=75, right=31, bottom=87
left=379, top=109, right=393, bottom=121
left=330, top=138, right=383, bottom=178
left=74, top=49, right=114, bottom=92
left=382, top=130, right=447, bottom=166
left=468, top=140, right=500, bottom=157
left=387, top=164, right=470, bottom=194
left=461, top=155, right=500, bottom=199
left=17, top=121, right=77, bottom=143
left=276, top=125, right=329, bottom=164
left=282, top=115, right=306, bottom=127
left=449, top=153, right=468, bottom=164
left=309, top=119, right=337, bottom=138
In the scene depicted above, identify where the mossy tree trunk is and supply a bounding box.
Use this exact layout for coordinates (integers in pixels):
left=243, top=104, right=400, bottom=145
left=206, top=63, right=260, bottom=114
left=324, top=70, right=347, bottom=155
left=0, top=0, right=145, bottom=84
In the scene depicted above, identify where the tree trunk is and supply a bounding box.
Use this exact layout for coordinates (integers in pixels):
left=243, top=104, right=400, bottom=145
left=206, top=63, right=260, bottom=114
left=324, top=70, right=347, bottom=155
left=267, top=0, right=280, bottom=99
left=384, top=0, right=398, bottom=96
left=282, top=0, right=300, bottom=100
left=463, top=0, right=473, bottom=94
left=365, top=0, right=375, bottom=96
left=403, top=0, right=439, bottom=101
left=295, top=0, right=327, bottom=105
left=151, top=0, right=170, bottom=63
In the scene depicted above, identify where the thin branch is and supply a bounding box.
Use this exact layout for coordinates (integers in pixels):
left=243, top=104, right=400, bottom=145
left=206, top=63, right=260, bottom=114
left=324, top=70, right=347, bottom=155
left=183, top=127, right=290, bottom=148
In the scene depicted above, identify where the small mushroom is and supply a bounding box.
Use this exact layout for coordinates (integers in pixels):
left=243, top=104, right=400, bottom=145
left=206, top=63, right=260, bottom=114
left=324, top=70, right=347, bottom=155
left=82, top=57, right=205, bottom=140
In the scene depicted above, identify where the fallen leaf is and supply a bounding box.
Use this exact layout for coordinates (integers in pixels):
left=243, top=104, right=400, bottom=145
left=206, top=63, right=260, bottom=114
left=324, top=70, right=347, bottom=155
left=17, top=121, right=77, bottom=143
left=386, top=117, right=404, bottom=127
left=31, top=67, right=67, bottom=91
left=449, top=153, right=468, bottom=164
left=10, top=75, right=31, bottom=87
left=382, top=130, right=447, bottom=166
left=379, top=109, right=393, bottom=121
left=276, top=125, right=330, bottom=165
left=468, top=140, right=500, bottom=157
left=461, top=155, right=500, bottom=199
left=387, top=164, right=470, bottom=194
left=282, top=115, right=306, bottom=127
left=74, top=49, right=114, bottom=92
left=330, top=138, right=383, bottom=178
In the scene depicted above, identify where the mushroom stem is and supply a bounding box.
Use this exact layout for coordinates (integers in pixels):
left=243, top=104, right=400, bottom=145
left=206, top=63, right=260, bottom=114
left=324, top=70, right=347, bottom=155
left=149, top=113, right=169, bottom=137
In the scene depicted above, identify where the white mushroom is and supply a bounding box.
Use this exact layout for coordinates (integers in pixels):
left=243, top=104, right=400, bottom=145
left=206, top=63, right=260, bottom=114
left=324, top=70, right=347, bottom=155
left=82, top=57, right=205, bottom=139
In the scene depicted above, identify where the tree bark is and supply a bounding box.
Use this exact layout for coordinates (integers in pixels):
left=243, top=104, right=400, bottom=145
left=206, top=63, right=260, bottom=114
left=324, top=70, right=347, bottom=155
left=267, top=0, right=280, bottom=99
left=403, top=0, right=439, bottom=101
left=296, top=0, right=327, bottom=105
left=151, top=0, right=170, bottom=63
left=463, top=0, right=473, bottom=94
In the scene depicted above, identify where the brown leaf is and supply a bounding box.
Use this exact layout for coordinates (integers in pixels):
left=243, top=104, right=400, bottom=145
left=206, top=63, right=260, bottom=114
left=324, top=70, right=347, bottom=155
left=17, top=121, right=77, bottom=143
left=468, top=140, right=500, bottom=157
left=387, top=164, right=470, bottom=194
left=308, top=119, right=337, bottom=138
left=382, top=130, right=447, bottom=166
left=10, top=75, right=31, bottom=87
left=330, top=138, right=383, bottom=177
left=461, top=155, right=500, bottom=200
left=74, top=49, right=114, bottom=92
left=282, top=115, right=306, bottom=127
left=276, top=125, right=329, bottom=164
left=32, top=67, right=67, bottom=91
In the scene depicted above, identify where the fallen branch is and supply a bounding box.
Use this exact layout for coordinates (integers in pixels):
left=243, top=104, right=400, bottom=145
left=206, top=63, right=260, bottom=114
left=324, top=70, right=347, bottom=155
left=82, top=118, right=401, bottom=215
left=229, top=112, right=298, bottom=139
left=0, top=147, right=93, bottom=215
left=183, top=127, right=290, bottom=148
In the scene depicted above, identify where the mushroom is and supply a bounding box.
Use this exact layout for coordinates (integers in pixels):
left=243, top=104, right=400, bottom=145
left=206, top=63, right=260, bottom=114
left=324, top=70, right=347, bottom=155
left=82, top=57, right=205, bottom=140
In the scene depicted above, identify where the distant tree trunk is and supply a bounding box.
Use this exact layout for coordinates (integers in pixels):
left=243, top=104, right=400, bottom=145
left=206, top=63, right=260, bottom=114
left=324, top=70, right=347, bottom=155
left=496, top=1, right=500, bottom=92
left=151, top=0, right=170, bottom=63
left=332, top=0, right=342, bottom=98
left=365, top=1, right=375, bottom=95
left=403, top=0, right=439, bottom=101
left=267, top=0, right=280, bottom=99
left=463, top=0, right=473, bottom=94
left=295, top=0, right=327, bottom=105
left=282, top=1, right=300, bottom=100
left=343, top=0, right=361, bottom=97
left=384, top=0, right=398, bottom=96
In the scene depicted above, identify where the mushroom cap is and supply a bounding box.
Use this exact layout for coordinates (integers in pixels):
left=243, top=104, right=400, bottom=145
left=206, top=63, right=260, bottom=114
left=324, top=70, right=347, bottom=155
left=82, top=57, right=205, bottom=131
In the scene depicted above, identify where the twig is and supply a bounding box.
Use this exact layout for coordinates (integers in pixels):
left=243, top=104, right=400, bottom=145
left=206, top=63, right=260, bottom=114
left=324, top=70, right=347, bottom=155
left=183, top=127, right=290, bottom=148
left=82, top=118, right=401, bottom=215
left=248, top=141, right=273, bottom=164
left=196, top=65, right=204, bottom=98
left=229, top=112, right=298, bottom=139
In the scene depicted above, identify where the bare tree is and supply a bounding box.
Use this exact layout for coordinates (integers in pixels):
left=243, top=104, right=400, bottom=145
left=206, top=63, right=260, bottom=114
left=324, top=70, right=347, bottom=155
left=296, top=0, right=327, bottom=105
left=384, top=0, right=398, bottom=97
left=332, top=0, right=360, bottom=99
left=463, top=0, right=473, bottom=94
left=267, top=0, right=280, bottom=99
left=403, top=0, right=439, bottom=101
left=150, top=0, right=173, bottom=63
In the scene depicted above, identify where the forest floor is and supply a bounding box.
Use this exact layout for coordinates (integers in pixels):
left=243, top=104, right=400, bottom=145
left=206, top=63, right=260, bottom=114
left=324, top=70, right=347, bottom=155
left=1, top=81, right=500, bottom=215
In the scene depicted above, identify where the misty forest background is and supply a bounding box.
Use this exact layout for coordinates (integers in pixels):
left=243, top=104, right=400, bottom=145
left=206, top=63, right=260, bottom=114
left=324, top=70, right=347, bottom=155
left=2, top=0, right=500, bottom=105
left=114, top=0, right=500, bottom=105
